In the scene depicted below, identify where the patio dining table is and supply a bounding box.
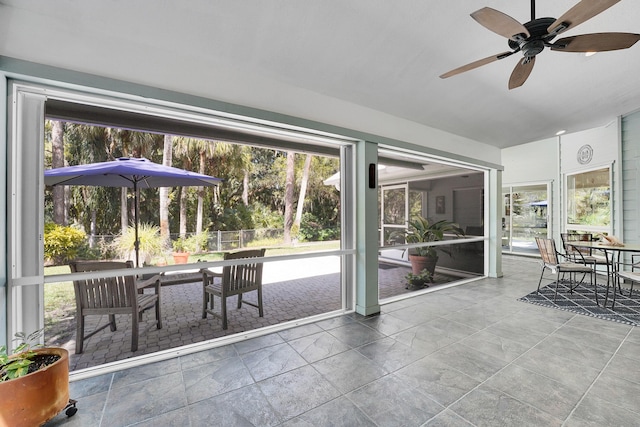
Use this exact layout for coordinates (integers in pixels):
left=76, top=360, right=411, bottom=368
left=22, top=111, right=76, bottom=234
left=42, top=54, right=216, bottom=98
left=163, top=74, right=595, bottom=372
left=567, top=240, right=640, bottom=309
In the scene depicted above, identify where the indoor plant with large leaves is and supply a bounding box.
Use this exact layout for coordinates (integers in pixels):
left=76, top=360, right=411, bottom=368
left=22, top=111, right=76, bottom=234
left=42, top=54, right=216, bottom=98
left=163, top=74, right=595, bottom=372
left=0, top=330, right=75, bottom=426
left=393, top=216, right=464, bottom=275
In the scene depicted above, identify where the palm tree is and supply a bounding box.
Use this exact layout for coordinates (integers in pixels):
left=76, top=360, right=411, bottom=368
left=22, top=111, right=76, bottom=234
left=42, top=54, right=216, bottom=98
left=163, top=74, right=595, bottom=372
left=283, top=151, right=296, bottom=244
left=159, top=135, right=173, bottom=246
left=50, top=120, right=66, bottom=225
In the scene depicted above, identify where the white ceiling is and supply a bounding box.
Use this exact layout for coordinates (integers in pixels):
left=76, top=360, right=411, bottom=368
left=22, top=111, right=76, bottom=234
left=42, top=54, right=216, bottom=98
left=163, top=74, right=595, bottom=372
left=1, top=0, right=639, bottom=149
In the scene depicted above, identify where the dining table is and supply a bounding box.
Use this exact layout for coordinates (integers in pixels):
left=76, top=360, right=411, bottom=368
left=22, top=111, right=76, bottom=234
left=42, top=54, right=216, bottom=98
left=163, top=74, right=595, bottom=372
left=567, top=240, right=640, bottom=309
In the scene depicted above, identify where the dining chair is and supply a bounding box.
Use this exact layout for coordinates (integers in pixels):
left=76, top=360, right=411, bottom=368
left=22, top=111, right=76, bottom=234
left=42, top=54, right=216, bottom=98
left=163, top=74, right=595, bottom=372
left=535, top=237, right=595, bottom=302
left=201, top=248, right=266, bottom=330
left=616, top=254, right=640, bottom=297
left=70, top=260, right=162, bottom=353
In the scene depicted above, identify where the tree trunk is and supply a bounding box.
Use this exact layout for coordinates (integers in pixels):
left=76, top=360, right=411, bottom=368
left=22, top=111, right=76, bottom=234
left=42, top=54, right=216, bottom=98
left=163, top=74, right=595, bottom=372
left=179, top=187, right=187, bottom=238
left=196, top=149, right=206, bottom=250
left=160, top=135, right=173, bottom=246
left=283, top=151, right=295, bottom=244
left=294, top=154, right=312, bottom=231
left=242, top=168, right=249, bottom=206
left=51, top=121, right=66, bottom=225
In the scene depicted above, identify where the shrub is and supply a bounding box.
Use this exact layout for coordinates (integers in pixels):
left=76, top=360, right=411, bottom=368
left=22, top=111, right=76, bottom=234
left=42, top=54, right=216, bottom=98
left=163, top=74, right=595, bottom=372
left=111, top=223, right=165, bottom=264
left=44, top=223, right=87, bottom=265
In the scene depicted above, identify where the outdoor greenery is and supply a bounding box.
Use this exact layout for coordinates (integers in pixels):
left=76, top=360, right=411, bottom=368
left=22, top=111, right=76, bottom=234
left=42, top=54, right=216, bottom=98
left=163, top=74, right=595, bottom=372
left=43, top=223, right=88, bottom=265
left=44, top=121, right=341, bottom=262
left=111, top=224, right=166, bottom=262
left=405, top=269, right=432, bottom=289
left=391, top=216, right=464, bottom=259
left=0, top=330, right=44, bottom=382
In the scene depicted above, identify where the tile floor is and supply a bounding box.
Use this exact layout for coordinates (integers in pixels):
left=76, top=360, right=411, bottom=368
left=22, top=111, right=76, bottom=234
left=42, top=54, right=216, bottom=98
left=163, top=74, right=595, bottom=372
left=46, top=255, right=640, bottom=426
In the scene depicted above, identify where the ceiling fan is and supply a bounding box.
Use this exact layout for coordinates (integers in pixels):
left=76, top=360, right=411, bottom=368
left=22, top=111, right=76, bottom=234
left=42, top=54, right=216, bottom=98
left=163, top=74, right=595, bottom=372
left=440, top=0, right=640, bottom=89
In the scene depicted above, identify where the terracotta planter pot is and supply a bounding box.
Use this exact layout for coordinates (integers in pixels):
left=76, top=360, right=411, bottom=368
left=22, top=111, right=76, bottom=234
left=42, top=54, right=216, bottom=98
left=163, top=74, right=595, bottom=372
left=409, top=254, right=437, bottom=276
left=172, top=252, right=190, bottom=264
left=0, top=347, right=70, bottom=427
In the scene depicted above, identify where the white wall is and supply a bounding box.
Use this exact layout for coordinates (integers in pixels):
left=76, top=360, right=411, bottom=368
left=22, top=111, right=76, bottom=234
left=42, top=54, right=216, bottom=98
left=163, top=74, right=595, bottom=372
left=502, top=137, right=559, bottom=239
left=560, top=121, right=619, bottom=174
left=501, top=122, right=621, bottom=241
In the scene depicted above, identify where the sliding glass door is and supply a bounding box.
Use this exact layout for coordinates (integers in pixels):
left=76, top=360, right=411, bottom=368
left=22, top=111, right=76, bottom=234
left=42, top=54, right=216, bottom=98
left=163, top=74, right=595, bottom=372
left=502, top=183, right=551, bottom=254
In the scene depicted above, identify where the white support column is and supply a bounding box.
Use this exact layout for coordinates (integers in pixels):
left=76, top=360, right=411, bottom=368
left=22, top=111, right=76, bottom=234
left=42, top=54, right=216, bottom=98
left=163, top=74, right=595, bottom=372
left=7, top=89, right=46, bottom=342
left=488, top=168, right=503, bottom=278
left=355, top=141, right=380, bottom=315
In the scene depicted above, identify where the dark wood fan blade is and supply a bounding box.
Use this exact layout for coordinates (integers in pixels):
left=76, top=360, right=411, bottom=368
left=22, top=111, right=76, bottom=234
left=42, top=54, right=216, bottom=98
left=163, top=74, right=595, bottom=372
left=551, top=32, right=640, bottom=52
left=508, top=57, right=535, bottom=90
left=548, top=0, right=621, bottom=36
left=440, top=51, right=515, bottom=79
left=471, top=7, right=530, bottom=40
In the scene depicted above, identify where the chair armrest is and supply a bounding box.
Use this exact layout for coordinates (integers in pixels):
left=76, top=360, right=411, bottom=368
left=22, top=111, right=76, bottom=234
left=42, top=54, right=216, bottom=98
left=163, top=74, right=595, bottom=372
left=200, top=267, right=223, bottom=277
left=136, top=274, right=162, bottom=291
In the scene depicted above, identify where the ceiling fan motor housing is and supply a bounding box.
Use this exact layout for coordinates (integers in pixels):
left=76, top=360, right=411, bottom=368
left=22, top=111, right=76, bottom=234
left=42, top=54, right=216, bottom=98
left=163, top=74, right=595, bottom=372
left=508, top=17, right=557, bottom=58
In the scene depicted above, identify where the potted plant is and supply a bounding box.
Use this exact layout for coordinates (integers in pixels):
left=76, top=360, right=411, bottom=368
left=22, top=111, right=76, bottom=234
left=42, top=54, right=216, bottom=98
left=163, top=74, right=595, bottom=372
left=392, top=216, right=464, bottom=275
left=405, top=268, right=432, bottom=289
left=0, top=330, right=76, bottom=426
left=172, top=237, right=191, bottom=264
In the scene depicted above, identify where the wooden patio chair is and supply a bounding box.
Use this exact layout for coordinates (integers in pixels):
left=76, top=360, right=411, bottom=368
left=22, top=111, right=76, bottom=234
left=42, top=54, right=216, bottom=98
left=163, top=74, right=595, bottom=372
left=201, top=248, right=266, bottom=330
left=69, top=260, right=162, bottom=353
left=535, top=237, right=594, bottom=302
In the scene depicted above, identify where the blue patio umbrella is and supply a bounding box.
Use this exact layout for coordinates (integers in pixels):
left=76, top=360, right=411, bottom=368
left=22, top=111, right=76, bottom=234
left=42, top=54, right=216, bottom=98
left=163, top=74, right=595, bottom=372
left=45, top=157, right=222, bottom=266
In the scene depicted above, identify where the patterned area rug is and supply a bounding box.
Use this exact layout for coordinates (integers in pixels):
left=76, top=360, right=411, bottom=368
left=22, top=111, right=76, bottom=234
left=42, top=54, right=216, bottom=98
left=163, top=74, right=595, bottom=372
left=519, top=282, right=640, bottom=326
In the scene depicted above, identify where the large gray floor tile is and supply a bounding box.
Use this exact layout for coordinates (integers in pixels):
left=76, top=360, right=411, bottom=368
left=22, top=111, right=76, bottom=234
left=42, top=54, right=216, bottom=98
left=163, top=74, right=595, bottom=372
left=257, top=365, right=341, bottom=421
left=312, top=349, right=388, bottom=394
left=564, top=394, right=640, bottom=426
left=423, top=409, right=475, bottom=427
left=101, top=372, right=187, bottom=427
left=241, top=342, right=307, bottom=381
left=458, top=330, right=531, bottom=363
left=188, top=384, right=281, bottom=427
left=111, top=358, right=181, bottom=389
left=284, top=397, right=375, bottom=427
left=513, top=347, right=601, bottom=391
left=288, top=331, right=351, bottom=363
left=45, top=391, right=108, bottom=427
left=347, top=374, right=444, bottom=427
left=395, top=356, right=480, bottom=406
left=178, top=344, right=237, bottom=370
left=278, top=323, right=324, bottom=341
left=615, top=338, right=640, bottom=362
left=588, top=372, right=640, bottom=414
left=359, top=313, right=415, bottom=336
left=233, top=333, right=285, bottom=355
left=356, top=337, right=425, bottom=372
left=483, top=364, right=583, bottom=420
left=430, top=342, right=509, bottom=382
left=182, top=355, right=255, bottom=404
left=391, top=317, right=477, bottom=354
left=450, top=386, right=563, bottom=427
left=327, top=322, right=386, bottom=348
left=533, top=333, right=615, bottom=371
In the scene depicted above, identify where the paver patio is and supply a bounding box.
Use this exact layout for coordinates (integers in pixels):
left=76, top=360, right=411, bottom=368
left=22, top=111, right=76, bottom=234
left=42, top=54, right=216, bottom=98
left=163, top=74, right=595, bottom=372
left=47, top=258, right=464, bottom=371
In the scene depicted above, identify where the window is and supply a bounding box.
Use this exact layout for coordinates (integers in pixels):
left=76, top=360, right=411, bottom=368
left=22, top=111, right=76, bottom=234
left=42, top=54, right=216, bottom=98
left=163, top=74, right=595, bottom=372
left=566, top=167, right=611, bottom=232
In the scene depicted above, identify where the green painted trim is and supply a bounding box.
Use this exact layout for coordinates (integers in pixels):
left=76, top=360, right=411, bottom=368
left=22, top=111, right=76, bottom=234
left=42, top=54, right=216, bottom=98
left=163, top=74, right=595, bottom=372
left=0, top=56, right=503, bottom=171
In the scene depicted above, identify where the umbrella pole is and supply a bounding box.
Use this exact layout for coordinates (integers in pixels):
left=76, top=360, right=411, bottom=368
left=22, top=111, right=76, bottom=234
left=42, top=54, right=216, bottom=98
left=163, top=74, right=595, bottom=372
left=134, top=183, right=140, bottom=267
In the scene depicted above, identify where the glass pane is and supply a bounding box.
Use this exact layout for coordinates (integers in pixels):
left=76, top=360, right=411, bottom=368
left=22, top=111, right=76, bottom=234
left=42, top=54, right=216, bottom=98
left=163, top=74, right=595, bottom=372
left=502, top=190, right=511, bottom=250
left=511, top=184, right=548, bottom=253
left=567, top=168, right=610, bottom=226
left=383, top=188, right=406, bottom=225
